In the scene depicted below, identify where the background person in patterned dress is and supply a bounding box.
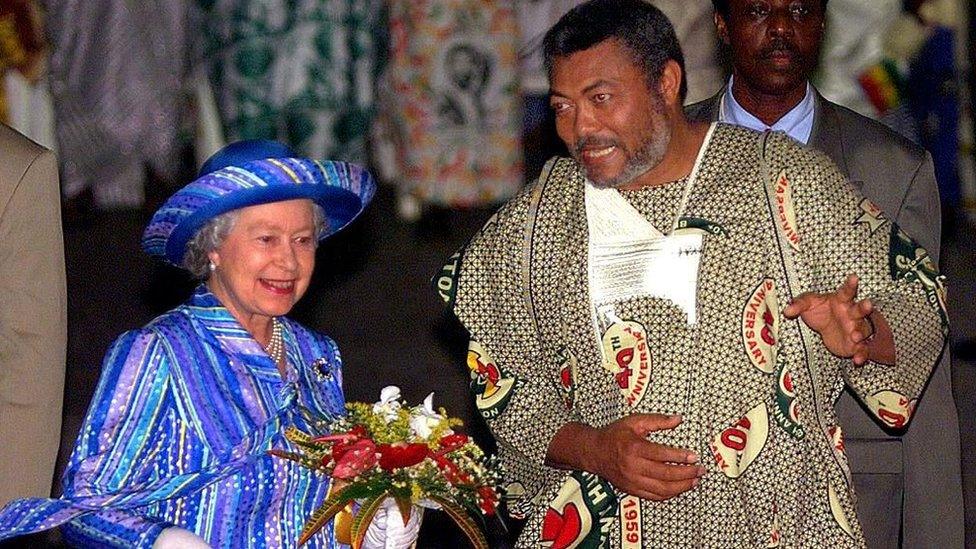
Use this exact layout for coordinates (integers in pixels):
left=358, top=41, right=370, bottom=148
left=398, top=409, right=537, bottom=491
left=685, top=1, right=963, bottom=546
left=441, top=0, right=948, bottom=546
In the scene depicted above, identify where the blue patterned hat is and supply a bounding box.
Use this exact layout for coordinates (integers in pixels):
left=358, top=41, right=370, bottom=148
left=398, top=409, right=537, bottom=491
left=142, top=140, right=376, bottom=266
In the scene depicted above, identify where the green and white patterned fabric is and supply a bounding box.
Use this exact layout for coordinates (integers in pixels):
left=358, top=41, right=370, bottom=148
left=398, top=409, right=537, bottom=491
left=197, top=0, right=385, bottom=164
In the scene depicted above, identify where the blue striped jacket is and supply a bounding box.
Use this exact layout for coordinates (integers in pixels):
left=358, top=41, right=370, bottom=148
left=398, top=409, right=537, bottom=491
left=0, top=286, right=345, bottom=548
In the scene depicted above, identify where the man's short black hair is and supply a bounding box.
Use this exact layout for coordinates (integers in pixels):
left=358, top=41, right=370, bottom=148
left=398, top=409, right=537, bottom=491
left=711, top=0, right=829, bottom=17
left=542, top=0, right=687, bottom=103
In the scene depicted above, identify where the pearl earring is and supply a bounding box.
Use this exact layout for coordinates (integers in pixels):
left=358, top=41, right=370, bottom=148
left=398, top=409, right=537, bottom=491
left=209, top=261, right=216, bottom=272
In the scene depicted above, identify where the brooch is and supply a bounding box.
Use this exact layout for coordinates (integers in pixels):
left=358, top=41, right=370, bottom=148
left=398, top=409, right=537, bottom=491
left=312, top=357, right=333, bottom=380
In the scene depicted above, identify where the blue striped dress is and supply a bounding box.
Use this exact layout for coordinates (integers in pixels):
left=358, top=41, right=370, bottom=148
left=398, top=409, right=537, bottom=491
left=0, top=286, right=345, bottom=548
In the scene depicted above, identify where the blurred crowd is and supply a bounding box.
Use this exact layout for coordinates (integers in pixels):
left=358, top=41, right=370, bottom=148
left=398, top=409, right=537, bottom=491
left=1, top=0, right=971, bottom=232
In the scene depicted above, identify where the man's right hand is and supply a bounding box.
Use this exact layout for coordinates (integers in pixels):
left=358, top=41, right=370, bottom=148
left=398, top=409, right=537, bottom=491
left=546, top=414, right=705, bottom=501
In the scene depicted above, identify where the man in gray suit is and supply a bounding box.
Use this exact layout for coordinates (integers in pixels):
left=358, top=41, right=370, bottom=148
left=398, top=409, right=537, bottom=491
left=686, top=0, right=963, bottom=546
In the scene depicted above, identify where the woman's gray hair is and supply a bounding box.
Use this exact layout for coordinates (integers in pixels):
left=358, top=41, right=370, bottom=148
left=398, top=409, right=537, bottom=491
left=183, top=202, right=328, bottom=279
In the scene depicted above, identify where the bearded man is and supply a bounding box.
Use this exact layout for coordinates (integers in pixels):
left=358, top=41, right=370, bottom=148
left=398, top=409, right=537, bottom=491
left=437, top=0, right=948, bottom=546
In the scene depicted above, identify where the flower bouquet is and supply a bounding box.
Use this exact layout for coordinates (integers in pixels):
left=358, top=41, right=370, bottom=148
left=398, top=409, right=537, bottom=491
left=270, top=386, right=500, bottom=548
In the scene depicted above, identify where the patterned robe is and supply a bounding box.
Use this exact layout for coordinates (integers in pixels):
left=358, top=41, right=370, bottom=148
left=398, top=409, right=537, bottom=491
left=437, top=124, right=948, bottom=547
left=0, top=286, right=345, bottom=548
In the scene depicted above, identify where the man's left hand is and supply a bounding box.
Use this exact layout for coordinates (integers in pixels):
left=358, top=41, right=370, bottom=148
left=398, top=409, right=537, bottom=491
left=784, top=274, right=878, bottom=366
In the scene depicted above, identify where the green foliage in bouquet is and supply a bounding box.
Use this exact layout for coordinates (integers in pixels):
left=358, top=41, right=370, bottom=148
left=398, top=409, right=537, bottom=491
left=269, top=387, right=501, bottom=548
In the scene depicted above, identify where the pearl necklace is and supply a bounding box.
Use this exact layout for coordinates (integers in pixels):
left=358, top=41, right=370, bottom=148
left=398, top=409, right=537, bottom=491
left=264, top=318, right=285, bottom=365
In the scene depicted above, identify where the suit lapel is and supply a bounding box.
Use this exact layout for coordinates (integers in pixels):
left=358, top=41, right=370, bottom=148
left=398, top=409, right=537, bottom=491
left=808, top=92, right=852, bottom=179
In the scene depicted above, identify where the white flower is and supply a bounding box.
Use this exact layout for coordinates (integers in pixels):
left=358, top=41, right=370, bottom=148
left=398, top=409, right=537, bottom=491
left=373, top=386, right=402, bottom=423
left=409, top=392, right=448, bottom=439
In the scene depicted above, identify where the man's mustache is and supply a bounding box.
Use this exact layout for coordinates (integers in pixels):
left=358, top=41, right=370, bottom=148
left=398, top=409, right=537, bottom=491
left=574, top=135, right=621, bottom=156
left=760, top=39, right=800, bottom=59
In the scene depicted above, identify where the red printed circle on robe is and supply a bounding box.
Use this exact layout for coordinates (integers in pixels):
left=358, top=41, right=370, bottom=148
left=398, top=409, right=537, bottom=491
left=742, top=279, right=779, bottom=374
left=768, top=511, right=781, bottom=548
left=772, top=360, right=804, bottom=439
left=826, top=424, right=852, bottom=484
left=774, top=170, right=800, bottom=251
left=618, top=495, right=643, bottom=548
left=600, top=320, right=651, bottom=408
left=503, top=482, right=527, bottom=520
left=557, top=347, right=578, bottom=410
left=711, top=403, right=770, bottom=478
left=541, top=477, right=591, bottom=549
left=466, top=340, right=516, bottom=418
left=864, top=390, right=917, bottom=429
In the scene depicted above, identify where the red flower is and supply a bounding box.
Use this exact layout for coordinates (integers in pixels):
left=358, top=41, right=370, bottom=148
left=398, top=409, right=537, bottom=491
left=437, top=433, right=469, bottom=454
left=430, top=453, right=473, bottom=485
left=477, top=486, right=497, bottom=516
left=332, top=439, right=378, bottom=480
left=377, top=443, right=430, bottom=470
left=314, top=426, right=375, bottom=468
left=329, top=440, right=351, bottom=465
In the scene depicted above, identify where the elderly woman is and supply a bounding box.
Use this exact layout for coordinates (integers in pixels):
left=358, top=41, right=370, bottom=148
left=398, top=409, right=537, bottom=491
left=0, top=141, right=417, bottom=548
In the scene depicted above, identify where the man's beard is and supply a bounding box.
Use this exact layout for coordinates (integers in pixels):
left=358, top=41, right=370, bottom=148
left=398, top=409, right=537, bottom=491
left=579, top=110, right=672, bottom=189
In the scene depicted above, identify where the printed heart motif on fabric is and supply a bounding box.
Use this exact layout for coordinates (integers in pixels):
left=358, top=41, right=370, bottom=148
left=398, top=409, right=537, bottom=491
left=542, top=503, right=583, bottom=549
